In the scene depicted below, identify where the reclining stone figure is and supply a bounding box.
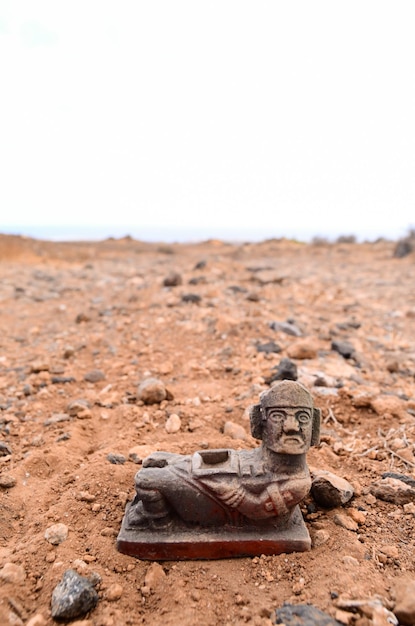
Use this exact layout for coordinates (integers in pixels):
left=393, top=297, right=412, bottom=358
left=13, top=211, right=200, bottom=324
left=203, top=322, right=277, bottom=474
left=125, top=381, right=320, bottom=532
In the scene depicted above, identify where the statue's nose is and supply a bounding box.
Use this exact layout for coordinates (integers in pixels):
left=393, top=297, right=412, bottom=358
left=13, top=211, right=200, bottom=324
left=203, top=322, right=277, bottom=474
left=283, top=413, right=300, bottom=432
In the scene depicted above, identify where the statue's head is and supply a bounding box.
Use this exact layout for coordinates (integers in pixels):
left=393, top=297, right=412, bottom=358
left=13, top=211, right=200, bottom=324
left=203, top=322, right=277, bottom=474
left=249, top=381, right=320, bottom=455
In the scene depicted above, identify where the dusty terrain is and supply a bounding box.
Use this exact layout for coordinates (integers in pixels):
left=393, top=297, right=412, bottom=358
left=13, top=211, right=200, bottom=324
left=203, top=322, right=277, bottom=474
left=1, top=234, right=415, bottom=626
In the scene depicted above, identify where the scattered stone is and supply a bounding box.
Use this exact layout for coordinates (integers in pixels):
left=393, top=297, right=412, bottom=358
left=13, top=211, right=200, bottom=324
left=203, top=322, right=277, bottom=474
left=393, top=578, right=415, bottom=625
left=253, top=270, right=286, bottom=285
left=403, top=502, right=415, bottom=514
left=107, top=453, right=126, bottom=465
left=30, top=360, right=50, bottom=373
left=163, top=271, right=182, bottom=287
left=84, top=369, right=105, bottom=383
left=137, top=378, right=167, bottom=405
left=311, top=470, right=354, bottom=508
left=370, top=395, right=405, bottom=418
left=67, top=398, right=92, bottom=417
left=23, top=384, right=32, bottom=396
left=194, top=260, right=206, bottom=270
left=269, top=320, right=302, bottom=337
left=165, top=413, right=181, bottom=434
left=44, top=413, right=71, bottom=426
left=331, top=340, right=355, bottom=359
left=347, top=508, right=366, bottom=525
left=105, top=583, right=123, bottom=602
left=312, top=529, right=330, bottom=546
left=256, top=341, right=281, bottom=354
left=333, top=513, right=358, bottom=531
left=51, top=376, right=76, bottom=384
left=370, top=473, right=415, bottom=505
left=335, top=598, right=397, bottom=626
left=44, top=523, right=69, bottom=545
left=268, top=357, right=298, bottom=382
left=342, top=555, right=359, bottom=567
left=51, top=569, right=98, bottom=621
left=143, top=562, right=166, bottom=593
left=223, top=420, right=248, bottom=441
left=393, top=239, right=413, bottom=259
left=287, top=339, right=319, bottom=360
left=181, top=293, right=201, bottom=304
left=0, top=442, right=12, bottom=456
left=379, top=545, right=399, bottom=559
left=63, top=345, right=76, bottom=359
left=75, top=312, right=91, bottom=323
left=0, top=474, right=17, bottom=489
left=0, top=562, right=26, bottom=585
left=275, top=603, right=343, bottom=625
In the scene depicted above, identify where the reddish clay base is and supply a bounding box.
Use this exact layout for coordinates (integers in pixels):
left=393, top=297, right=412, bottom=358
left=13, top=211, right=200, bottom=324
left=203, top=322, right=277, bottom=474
left=117, top=504, right=311, bottom=560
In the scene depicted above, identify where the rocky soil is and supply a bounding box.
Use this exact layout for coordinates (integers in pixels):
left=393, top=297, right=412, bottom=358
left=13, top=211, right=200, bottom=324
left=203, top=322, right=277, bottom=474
left=1, top=234, right=415, bottom=626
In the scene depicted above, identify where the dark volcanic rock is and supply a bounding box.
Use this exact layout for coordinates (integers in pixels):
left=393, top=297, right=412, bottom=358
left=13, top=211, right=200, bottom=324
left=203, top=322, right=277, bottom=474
left=268, top=357, right=298, bottom=382
left=275, top=603, right=343, bottom=625
left=181, top=293, right=201, bottom=304
left=107, top=453, right=126, bottom=465
left=51, top=569, right=98, bottom=620
left=163, top=271, right=183, bottom=287
left=0, top=442, right=12, bottom=456
left=269, top=320, right=302, bottom=337
left=393, top=239, right=413, bottom=259
left=256, top=341, right=281, bottom=354
left=331, top=340, right=355, bottom=359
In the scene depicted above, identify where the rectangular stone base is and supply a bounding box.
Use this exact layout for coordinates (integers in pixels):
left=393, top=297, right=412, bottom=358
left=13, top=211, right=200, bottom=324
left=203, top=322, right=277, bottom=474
left=117, top=504, right=311, bottom=560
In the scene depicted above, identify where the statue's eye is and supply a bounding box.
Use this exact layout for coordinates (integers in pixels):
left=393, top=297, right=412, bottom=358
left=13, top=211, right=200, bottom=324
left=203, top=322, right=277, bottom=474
left=267, top=409, right=286, bottom=421
left=296, top=411, right=311, bottom=424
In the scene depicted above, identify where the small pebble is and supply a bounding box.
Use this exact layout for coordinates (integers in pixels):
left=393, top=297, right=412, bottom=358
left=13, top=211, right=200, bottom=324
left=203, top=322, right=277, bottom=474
left=105, top=583, right=123, bottom=602
left=84, top=369, right=105, bottom=383
left=144, top=562, right=166, bottom=591
left=45, top=523, right=69, bottom=545
left=333, top=513, right=358, bottom=532
left=107, top=453, right=126, bottom=465
left=223, top=420, right=248, bottom=441
left=165, top=413, right=181, bottom=433
left=137, top=377, right=168, bottom=405
left=0, top=474, right=17, bottom=489
left=163, top=271, right=182, bottom=287
left=0, top=562, right=26, bottom=584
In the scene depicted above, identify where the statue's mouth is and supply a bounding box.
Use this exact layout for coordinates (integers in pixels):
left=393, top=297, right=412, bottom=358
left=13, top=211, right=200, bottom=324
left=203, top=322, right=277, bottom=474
left=282, top=436, right=304, bottom=446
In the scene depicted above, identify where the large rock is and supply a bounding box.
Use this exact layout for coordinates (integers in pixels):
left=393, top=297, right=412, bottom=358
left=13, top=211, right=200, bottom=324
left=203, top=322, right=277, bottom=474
left=393, top=578, right=415, bottom=625
left=311, top=470, right=354, bottom=508
left=370, top=473, right=415, bottom=505
left=51, top=569, right=98, bottom=620
left=137, top=378, right=167, bottom=405
left=275, top=603, right=343, bottom=625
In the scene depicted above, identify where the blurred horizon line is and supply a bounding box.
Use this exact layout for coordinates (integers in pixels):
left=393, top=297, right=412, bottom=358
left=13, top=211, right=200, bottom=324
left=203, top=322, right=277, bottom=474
left=0, top=223, right=413, bottom=244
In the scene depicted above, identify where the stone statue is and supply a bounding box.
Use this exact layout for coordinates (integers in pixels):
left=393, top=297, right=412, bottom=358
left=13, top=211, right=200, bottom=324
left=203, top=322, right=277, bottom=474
left=117, top=380, right=320, bottom=559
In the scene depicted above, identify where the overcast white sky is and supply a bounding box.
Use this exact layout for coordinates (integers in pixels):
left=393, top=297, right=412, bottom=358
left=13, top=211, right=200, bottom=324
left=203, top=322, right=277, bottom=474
left=1, top=1, right=414, bottom=241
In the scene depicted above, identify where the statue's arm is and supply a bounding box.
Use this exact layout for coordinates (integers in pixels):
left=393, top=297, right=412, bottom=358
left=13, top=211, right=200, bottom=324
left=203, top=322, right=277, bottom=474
left=202, top=475, right=310, bottom=520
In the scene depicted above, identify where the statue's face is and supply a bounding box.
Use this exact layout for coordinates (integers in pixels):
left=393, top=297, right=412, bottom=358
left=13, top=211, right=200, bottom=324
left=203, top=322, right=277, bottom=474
left=263, top=406, right=313, bottom=455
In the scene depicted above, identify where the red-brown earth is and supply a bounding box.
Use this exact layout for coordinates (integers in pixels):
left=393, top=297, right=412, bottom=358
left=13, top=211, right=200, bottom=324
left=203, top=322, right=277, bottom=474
left=1, top=234, right=415, bottom=626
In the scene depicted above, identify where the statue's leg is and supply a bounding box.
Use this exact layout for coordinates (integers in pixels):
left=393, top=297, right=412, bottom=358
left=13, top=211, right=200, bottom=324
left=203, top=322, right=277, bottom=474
left=127, top=467, right=172, bottom=529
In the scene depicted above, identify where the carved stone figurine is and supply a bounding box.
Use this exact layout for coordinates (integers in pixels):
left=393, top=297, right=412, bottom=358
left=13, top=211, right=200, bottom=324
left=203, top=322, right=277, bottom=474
left=117, top=380, right=320, bottom=559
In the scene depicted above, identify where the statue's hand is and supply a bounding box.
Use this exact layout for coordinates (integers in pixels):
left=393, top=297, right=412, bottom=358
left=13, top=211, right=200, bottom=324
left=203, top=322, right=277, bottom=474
left=202, top=478, right=244, bottom=508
